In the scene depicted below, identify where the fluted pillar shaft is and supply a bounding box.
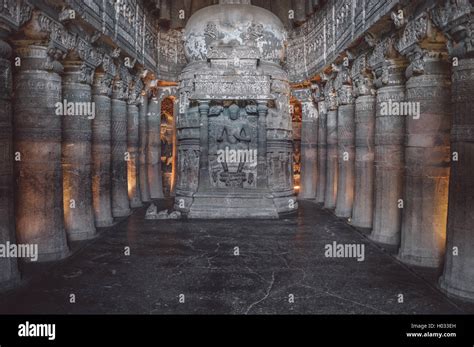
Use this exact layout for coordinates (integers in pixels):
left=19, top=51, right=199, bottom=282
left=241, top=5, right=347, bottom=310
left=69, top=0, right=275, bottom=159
left=111, top=79, right=131, bottom=217
left=351, top=54, right=376, bottom=228
left=294, top=88, right=318, bottom=199
left=335, top=81, right=355, bottom=218
left=440, top=57, right=474, bottom=299
left=398, top=56, right=451, bottom=267
left=92, top=72, right=114, bottom=227
left=127, top=100, right=142, bottom=208
left=138, top=94, right=151, bottom=202
left=147, top=94, right=164, bottom=199
left=369, top=56, right=407, bottom=245
left=170, top=95, right=179, bottom=196
left=433, top=1, right=474, bottom=301
left=13, top=43, right=69, bottom=261
left=62, top=61, right=96, bottom=241
left=0, top=31, right=19, bottom=288
left=351, top=94, right=376, bottom=227
left=316, top=100, right=327, bottom=203
left=324, top=78, right=338, bottom=209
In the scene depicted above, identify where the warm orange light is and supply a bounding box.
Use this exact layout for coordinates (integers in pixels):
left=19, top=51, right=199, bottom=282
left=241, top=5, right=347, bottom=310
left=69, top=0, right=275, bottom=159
left=127, top=159, right=137, bottom=199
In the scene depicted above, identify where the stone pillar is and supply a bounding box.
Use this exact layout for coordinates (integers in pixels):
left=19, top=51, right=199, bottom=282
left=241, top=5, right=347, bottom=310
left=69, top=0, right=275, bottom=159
left=440, top=57, right=474, bottom=299
left=62, top=61, right=97, bottom=241
left=92, top=72, right=114, bottom=227
left=197, top=100, right=210, bottom=191
left=293, top=88, right=318, bottom=199
left=368, top=38, right=407, bottom=245
left=316, top=99, right=327, bottom=203
left=111, top=78, right=131, bottom=217
left=147, top=94, right=164, bottom=199
left=324, top=75, right=338, bottom=209
left=13, top=43, right=69, bottom=261
left=170, top=96, right=180, bottom=196
left=127, top=100, right=142, bottom=208
left=433, top=2, right=474, bottom=300
left=257, top=101, right=269, bottom=188
left=351, top=54, right=376, bottom=228
left=138, top=94, right=151, bottom=202
left=397, top=35, right=451, bottom=267
left=0, top=30, right=19, bottom=288
left=335, top=66, right=355, bottom=218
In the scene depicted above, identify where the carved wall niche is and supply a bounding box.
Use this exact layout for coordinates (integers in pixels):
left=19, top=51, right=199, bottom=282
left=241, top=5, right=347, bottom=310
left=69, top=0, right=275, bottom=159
left=207, top=101, right=259, bottom=189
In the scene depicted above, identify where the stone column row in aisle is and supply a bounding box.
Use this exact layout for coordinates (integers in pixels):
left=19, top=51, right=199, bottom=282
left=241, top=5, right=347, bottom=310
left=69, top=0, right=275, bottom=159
left=0, top=14, right=177, bottom=289
left=294, top=2, right=474, bottom=302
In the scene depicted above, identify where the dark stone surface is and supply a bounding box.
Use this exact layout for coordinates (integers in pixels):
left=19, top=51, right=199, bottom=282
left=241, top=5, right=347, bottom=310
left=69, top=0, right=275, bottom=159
left=0, top=201, right=471, bottom=315
left=440, top=58, right=474, bottom=301
left=0, top=34, right=20, bottom=289
left=13, top=44, right=70, bottom=262
left=398, top=60, right=451, bottom=268
left=62, top=62, right=96, bottom=241
left=92, top=73, right=114, bottom=227
left=111, top=91, right=131, bottom=218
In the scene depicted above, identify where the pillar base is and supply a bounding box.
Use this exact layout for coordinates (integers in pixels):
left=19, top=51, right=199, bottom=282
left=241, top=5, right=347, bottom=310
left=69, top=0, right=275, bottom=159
left=113, top=208, right=132, bottom=218
left=351, top=217, right=372, bottom=229
left=335, top=208, right=352, bottom=219
left=37, top=248, right=71, bottom=263
left=368, top=232, right=399, bottom=246
left=397, top=252, right=442, bottom=268
left=130, top=199, right=143, bottom=209
left=439, top=277, right=474, bottom=303
left=95, top=219, right=114, bottom=228
left=68, top=230, right=99, bottom=242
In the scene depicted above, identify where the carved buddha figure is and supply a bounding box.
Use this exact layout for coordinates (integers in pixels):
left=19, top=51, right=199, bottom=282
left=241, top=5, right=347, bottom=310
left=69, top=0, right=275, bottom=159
left=216, top=103, right=252, bottom=174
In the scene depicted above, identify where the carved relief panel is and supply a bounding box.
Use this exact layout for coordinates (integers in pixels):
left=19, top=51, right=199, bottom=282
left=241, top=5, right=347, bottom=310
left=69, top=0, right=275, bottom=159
left=207, top=102, right=259, bottom=189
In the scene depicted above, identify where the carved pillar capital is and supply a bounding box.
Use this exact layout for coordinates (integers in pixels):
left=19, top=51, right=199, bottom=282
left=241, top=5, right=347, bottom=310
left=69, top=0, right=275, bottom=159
left=351, top=52, right=375, bottom=97
left=112, top=64, right=131, bottom=100
left=368, top=36, right=407, bottom=88
left=257, top=100, right=269, bottom=115
left=322, top=73, right=338, bottom=111
left=13, top=41, right=65, bottom=73
left=431, top=0, right=474, bottom=59
left=395, top=12, right=449, bottom=79
left=62, top=59, right=97, bottom=85
left=112, top=79, right=127, bottom=100
left=0, top=26, right=12, bottom=59
left=128, top=75, right=144, bottom=105
left=292, top=88, right=318, bottom=122
left=334, top=64, right=354, bottom=105
left=92, top=71, right=114, bottom=97
left=311, top=82, right=324, bottom=103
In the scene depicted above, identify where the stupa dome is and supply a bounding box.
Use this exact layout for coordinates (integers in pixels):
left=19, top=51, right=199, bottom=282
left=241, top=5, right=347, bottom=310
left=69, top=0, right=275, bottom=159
left=183, top=0, right=287, bottom=64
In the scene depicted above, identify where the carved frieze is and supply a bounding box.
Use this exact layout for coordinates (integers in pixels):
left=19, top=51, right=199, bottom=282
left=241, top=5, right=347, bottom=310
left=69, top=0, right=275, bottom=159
left=192, top=75, right=272, bottom=100
left=0, top=0, right=32, bottom=29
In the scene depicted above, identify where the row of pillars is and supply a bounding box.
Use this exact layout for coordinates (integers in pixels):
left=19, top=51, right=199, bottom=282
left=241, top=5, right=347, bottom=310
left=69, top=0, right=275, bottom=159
left=0, top=38, right=174, bottom=290
left=295, top=47, right=474, bottom=301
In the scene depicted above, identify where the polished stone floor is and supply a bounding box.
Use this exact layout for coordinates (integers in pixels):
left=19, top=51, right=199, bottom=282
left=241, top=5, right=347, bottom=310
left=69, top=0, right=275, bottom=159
left=0, top=200, right=472, bottom=314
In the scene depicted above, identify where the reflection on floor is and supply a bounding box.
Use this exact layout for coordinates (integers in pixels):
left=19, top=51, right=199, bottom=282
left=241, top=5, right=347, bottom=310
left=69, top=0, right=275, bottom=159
left=0, top=200, right=472, bottom=314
